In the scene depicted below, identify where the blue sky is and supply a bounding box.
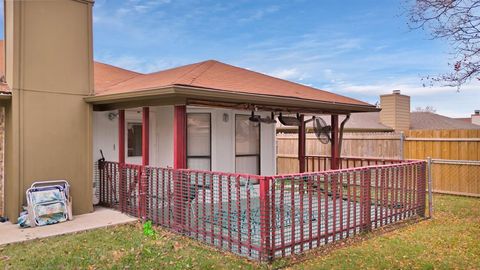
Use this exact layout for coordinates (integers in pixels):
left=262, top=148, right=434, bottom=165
left=7, top=1, right=480, bottom=117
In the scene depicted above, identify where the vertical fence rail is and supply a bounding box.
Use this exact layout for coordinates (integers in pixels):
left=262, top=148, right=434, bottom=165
left=95, top=159, right=427, bottom=262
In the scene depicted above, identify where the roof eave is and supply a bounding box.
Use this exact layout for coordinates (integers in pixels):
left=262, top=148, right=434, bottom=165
left=85, top=85, right=380, bottom=114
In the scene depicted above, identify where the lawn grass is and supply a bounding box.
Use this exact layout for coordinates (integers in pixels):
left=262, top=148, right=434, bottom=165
left=0, top=194, right=479, bottom=269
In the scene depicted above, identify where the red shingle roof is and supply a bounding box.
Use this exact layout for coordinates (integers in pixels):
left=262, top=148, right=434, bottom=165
left=95, top=60, right=370, bottom=107
left=94, top=62, right=140, bottom=94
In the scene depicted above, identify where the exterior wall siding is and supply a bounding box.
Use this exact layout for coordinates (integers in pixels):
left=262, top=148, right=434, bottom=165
left=3, top=0, right=94, bottom=222
left=93, top=106, right=276, bottom=175
left=93, top=106, right=276, bottom=176
left=0, top=108, right=4, bottom=216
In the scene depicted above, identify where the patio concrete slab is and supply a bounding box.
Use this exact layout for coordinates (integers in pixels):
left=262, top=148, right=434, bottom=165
left=0, top=207, right=138, bottom=246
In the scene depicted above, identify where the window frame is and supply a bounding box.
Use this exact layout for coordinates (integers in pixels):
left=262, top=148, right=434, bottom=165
left=186, top=112, right=212, bottom=171
left=234, top=114, right=261, bottom=175
left=126, top=121, right=143, bottom=157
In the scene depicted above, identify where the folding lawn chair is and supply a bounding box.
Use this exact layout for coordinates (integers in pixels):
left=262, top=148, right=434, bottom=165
left=25, top=180, right=73, bottom=227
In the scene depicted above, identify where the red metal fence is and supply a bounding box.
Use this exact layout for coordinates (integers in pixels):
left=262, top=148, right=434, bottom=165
left=95, top=160, right=426, bottom=261
left=264, top=160, right=426, bottom=259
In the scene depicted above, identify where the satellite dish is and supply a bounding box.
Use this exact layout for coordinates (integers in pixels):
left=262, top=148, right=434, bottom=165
left=313, top=116, right=331, bottom=144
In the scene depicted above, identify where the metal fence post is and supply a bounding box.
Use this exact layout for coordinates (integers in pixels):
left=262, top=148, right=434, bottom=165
left=173, top=169, right=186, bottom=232
left=399, top=131, right=405, bottom=160
left=119, top=163, right=125, bottom=213
left=259, top=176, right=272, bottom=261
left=361, top=169, right=372, bottom=232
left=139, top=166, right=148, bottom=220
left=427, top=157, right=433, bottom=218
left=416, top=162, right=427, bottom=218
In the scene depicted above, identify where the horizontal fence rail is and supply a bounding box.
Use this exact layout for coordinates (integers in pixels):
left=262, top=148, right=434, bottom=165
left=95, top=159, right=427, bottom=262
left=304, top=155, right=409, bottom=172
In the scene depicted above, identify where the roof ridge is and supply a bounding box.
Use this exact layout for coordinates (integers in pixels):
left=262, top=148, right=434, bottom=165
left=101, top=73, right=143, bottom=91
left=184, top=60, right=217, bottom=85
left=198, top=60, right=369, bottom=105
left=172, top=60, right=216, bottom=85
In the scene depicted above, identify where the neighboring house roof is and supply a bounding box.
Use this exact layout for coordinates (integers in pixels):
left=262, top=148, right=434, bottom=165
left=454, top=117, right=473, bottom=124
left=410, top=112, right=480, bottom=130
left=277, top=111, right=480, bottom=133
left=277, top=112, right=393, bottom=133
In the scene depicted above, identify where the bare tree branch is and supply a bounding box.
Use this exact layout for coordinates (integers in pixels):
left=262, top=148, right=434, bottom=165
left=407, top=0, right=480, bottom=88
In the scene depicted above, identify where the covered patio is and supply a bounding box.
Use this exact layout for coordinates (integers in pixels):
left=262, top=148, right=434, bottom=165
left=87, top=60, right=427, bottom=261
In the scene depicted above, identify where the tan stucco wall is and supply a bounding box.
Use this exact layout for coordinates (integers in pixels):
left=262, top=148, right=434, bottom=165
left=0, top=107, right=4, bottom=217
left=4, top=0, right=94, bottom=222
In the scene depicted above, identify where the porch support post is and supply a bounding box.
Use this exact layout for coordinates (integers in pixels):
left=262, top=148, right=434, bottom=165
left=298, top=114, right=306, bottom=173
left=140, top=107, right=149, bottom=219
left=173, top=105, right=187, bottom=231
left=174, top=105, right=187, bottom=169
left=142, top=107, right=150, bottom=166
left=118, top=110, right=125, bottom=164
left=331, top=115, right=339, bottom=170
left=118, top=110, right=125, bottom=212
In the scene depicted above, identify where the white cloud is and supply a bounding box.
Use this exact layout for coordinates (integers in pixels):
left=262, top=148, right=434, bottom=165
left=97, top=53, right=182, bottom=74
left=238, top=5, right=280, bottom=23
left=334, top=79, right=480, bottom=97
left=269, top=68, right=305, bottom=81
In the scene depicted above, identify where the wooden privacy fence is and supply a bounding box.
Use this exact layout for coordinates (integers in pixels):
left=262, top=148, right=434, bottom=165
left=277, top=132, right=403, bottom=174
left=277, top=130, right=480, bottom=197
left=406, top=130, right=480, bottom=197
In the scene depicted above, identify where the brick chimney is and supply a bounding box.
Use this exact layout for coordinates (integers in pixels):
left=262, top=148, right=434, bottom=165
left=379, top=90, right=411, bottom=132
left=472, top=110, right=480, bottom=126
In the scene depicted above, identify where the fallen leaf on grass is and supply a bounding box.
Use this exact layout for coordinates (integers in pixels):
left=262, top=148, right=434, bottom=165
left=0, top=256, right=10, bottom=261
left=111, top=250, right=125, bottom=262
left=173, top=241, right=183, bottom=251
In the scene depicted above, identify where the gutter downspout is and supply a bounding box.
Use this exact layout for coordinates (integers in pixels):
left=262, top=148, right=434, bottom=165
left=338, top=114, right=351, bottom=160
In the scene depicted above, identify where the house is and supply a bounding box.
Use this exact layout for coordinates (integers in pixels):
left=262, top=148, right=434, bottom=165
left=455, top=110, right=480, bottom=126
left=0, top=0, right=379, bottom=222
left=277, top=90, right=480, bottom=133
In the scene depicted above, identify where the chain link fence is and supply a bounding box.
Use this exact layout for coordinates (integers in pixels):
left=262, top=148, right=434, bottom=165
left=428, top=158, right=480, bottom=197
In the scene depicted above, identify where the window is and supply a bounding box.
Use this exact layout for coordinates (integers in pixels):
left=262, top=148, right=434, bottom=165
left=235, top=114, right=260, bottom=175
left=127, top=123, right=142, bottom=157
left=187, top=113, right=211, bottom=170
